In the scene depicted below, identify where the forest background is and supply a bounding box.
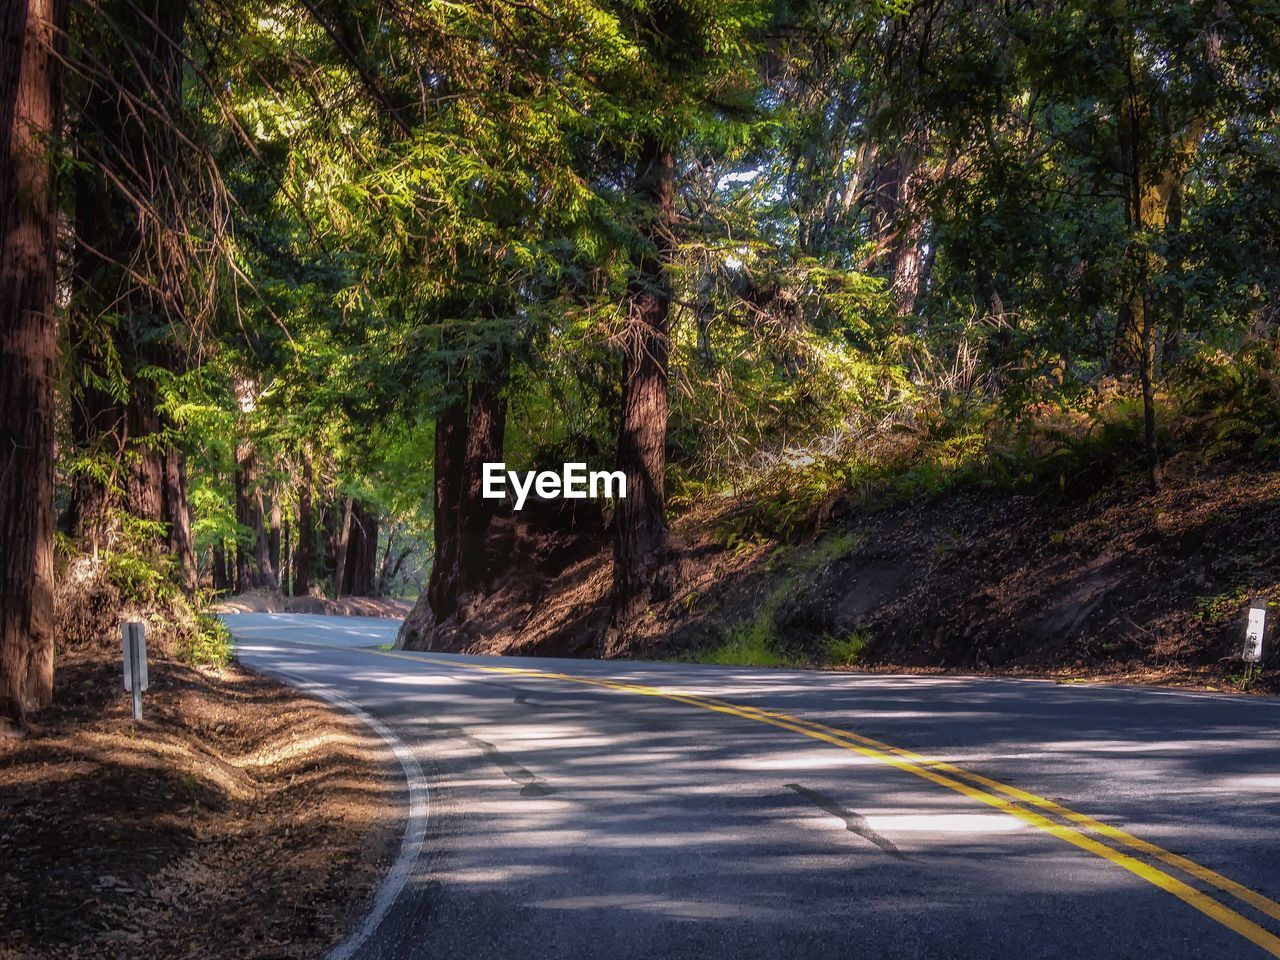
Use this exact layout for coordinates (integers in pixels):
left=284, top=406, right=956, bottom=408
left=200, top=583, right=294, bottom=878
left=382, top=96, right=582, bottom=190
left=5, top=0, right=1280, bottom=729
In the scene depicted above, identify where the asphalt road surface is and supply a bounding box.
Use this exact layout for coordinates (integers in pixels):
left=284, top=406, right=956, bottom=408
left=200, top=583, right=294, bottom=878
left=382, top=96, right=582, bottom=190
left=225, top=612, right=1280, bottom=960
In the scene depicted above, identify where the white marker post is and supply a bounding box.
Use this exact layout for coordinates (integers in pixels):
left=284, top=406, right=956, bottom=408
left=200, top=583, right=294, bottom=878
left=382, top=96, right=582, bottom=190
left=1244, top=601, right=1266, bottom=663
left=121, top=621, right=149, bottom=721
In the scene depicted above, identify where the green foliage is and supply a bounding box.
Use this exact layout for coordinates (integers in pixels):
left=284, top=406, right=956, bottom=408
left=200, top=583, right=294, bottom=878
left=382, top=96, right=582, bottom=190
left=700, top=622, right=796, bottom=667
left=50, top=0, right=1280, bottom=669
left=186, top=613, right=234, bottom=667
left=102, top=516, right=177, bottom=599
left=825, top=630, right=871, bottom=667
left=724, top=340, right=1280, bottom=537
left=1174, top=344, right=1280, bottom=461
left=690, top=531, right=859, bottom=665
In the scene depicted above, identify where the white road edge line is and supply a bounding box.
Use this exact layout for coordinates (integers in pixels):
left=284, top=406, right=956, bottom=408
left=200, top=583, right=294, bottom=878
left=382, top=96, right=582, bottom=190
left=257, top=665, right=429, bottom=960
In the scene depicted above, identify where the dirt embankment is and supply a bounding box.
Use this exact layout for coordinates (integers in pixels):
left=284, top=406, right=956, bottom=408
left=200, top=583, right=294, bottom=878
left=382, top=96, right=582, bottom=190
left=213, top=590, right=412, bottom=619
left=401, top=461, right=1280, bottom=692
left=0, top=651, right=401, bottom=959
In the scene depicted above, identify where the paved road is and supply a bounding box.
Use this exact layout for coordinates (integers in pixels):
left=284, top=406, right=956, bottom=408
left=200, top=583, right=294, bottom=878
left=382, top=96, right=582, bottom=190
left=225, top=612, right=1280, bottom=960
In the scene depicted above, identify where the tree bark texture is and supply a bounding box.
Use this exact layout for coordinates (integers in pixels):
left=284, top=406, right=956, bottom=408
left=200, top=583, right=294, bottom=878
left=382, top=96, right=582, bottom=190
left=293, top=451, right=313, bottom=596
left=332, top=496, right=353, bottom=599
left=1, top=0, right=65, bottom=728
left=457, top=362, right=507, bottom=594
left=868, top=148, right=926, bottom=320
left=234, top=442, right=273, bottom=591
left=212, top=543, right=230, bottom=592
left=268, top=491, right=282, bottom=578
left=399, top=355, right=510, bottom=649
left=423, top=398, right=467, bottom=621
left=607, top=139, right=675, bottom=647
left=340, top=500, right=379, bottom=597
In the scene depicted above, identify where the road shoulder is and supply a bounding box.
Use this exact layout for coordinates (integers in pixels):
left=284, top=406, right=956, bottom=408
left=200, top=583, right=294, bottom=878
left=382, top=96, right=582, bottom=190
left=0, top=649, right=401, bottom=959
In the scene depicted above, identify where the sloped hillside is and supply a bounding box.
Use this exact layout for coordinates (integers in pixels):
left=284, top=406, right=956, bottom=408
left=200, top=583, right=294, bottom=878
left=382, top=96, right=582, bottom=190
left=397, top=458, right=1280, bottom=693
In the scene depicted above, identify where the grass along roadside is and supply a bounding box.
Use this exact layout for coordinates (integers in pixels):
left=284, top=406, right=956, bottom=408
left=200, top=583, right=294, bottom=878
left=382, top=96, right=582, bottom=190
left=687, top=533, right=867, bottom=668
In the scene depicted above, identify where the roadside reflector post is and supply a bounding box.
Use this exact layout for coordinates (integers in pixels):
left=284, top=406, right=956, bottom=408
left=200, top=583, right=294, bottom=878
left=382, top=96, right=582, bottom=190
left=121, top=621, right=149, bottom=721
left=1243, top=600, right=1268, bottom=683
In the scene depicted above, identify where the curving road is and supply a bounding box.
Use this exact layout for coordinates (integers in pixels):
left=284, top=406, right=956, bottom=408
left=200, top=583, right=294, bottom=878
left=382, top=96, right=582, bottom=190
left=225, top=612, right=1280, bottom=960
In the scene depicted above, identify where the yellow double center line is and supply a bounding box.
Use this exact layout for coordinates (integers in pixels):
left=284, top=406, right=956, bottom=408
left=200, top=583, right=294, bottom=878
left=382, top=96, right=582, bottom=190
left=326, top=642, right=1280, bottom=956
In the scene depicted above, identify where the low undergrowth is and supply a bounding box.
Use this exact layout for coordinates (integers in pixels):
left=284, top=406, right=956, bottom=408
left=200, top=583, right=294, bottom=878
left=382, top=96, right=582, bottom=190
left=707, top=342, right=1280, bottom=543
left=54, top=523, right=230, bottom=668
left=686, top=533, right=863, bottom=668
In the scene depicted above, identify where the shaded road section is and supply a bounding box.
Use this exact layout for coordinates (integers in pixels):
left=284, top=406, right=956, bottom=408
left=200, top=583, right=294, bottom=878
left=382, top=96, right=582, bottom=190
left=225, top=612, right=1280, bottom=960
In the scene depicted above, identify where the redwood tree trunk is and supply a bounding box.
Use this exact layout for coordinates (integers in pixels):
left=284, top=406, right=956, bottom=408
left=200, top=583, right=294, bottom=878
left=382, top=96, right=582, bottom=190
left=125, top=381, right=165, bottom=523
left=1, top=0, right=64, bottom=729
left=164, top=449, right=196, bottom=590
left=607, top=139, right=675, bottom=648
left=424, top=398, right=468, bottom=620
left=399, top=363, right=507, bottom=647
left=1139, top=289, right=1163, bottom=490
left=212, top=543, right=230, bottom=592
left=294, top=451, right=313, bottom=596
left=458, top=362, right=507, bottom=593
left=341, top=501, right=378, bottom=597
left=869, top=148, right=926, bottom=320
left=268, top=490, right=282, bottom=580
left=254, top=490, right=276, bottom=588
left=332, top=496, right=353, bottom=599
left=235, top=442, right=272, bottom=591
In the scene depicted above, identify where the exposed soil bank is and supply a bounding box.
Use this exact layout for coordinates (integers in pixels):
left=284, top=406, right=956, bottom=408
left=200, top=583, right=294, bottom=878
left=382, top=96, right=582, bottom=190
left=213, top=590, right=412, bottom=619
left=399, top=461, right=1279, bottom=694
left=0, top=651, right=401, bottom=959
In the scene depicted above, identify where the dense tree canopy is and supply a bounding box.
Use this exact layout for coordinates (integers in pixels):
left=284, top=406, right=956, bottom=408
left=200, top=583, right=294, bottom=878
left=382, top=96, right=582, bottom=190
left=3, top=0, right=1280, bottom=725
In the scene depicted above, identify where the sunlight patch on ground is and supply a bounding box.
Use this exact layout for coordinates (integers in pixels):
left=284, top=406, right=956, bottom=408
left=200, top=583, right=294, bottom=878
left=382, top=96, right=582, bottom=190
left=1214, top=774, right=1280, bottom=792
left=442, top=865, right=566, bottom=885
left=738, top=752, right=881, bottom=771
left=528, top=894, right=795, bottom=921
left=862, top=813, right=1026, bottom=835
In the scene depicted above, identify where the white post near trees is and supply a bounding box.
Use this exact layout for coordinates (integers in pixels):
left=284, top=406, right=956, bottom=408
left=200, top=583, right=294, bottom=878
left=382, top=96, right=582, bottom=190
left=1244, top=601, right=1267, bottom=664
left=1242, top=599, right=1268, bottom=687
left=121, top=621, right=149, bottom=721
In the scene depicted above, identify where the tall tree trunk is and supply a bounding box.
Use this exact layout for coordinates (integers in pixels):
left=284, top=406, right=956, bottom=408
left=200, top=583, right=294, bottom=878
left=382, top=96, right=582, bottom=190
left=458, top=360, right=508, bottom=594
left=360, top=510, right=378, bottom=595
left=235, top=441, right=270, bottom=591
left=1160, top=179, right=1185, bottom=373
left=294, top=451, right=313, bottom=596
left=373, top=529, right=394, bottom=599
left=282, top=517, right=292, bottom=597
left=868, top=147, right=926, bottom=321
left=1115, top=54, right=1177, bottom=490
left=254, top=490, right=276, bottom=588
left=125, top=380, right=165, bottom=523
left=212, top=543, right=230, bottom=592
left=424, top=398, right=468, bottom=620
left=164, top=449, right=196, bottom=590
left=1139, top=289, right=1162, bottom=490
left=321, top=502, right=339, bottom=588
left=1, top=0, right=64, bottom=731
left=377, top=524, right=400, bottom=596
left=341, top=501, right=378, bottom=597
left=606, top=139, right=675, bottom=650
left=268, top=490, right=281, bottom=579
left=399, top=356, right=507, bottom=648
left=332, top=496, right=353, bottom=599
